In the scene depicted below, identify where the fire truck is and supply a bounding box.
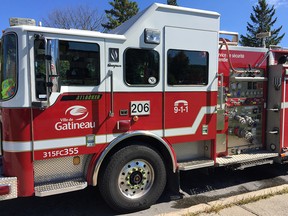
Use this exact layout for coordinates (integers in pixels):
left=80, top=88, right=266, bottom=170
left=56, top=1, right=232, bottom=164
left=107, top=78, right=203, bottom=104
left=1, top=3, right=288, bottom=213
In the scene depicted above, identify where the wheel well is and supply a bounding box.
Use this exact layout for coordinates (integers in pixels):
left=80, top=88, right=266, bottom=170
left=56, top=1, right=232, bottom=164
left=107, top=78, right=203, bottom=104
left=97, top=135, right=175, bottom=185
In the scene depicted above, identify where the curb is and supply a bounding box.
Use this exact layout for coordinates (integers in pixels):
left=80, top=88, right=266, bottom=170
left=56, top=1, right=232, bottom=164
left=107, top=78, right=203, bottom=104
left=159, top=184, right=288, bottom=216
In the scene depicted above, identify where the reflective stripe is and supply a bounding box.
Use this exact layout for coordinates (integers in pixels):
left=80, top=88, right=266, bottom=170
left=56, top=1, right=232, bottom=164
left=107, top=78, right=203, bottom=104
left=3, top=136, right=104, bottom=152
left=165, top=106, right=216, bottom=137
left=2, top=104, right=215, bottom=153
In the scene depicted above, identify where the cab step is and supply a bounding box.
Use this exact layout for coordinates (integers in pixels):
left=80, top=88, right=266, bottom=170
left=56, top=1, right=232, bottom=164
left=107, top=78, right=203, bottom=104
left=0, top=176, right=17, bottom=200
left=35, top=178, right=87, bottom=197
left=178, top=158, right=214, bottom=171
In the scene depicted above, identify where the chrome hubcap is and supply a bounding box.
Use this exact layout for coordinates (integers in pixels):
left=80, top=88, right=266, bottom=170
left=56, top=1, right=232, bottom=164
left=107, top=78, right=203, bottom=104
left=118, top=159, right=154, bottom=199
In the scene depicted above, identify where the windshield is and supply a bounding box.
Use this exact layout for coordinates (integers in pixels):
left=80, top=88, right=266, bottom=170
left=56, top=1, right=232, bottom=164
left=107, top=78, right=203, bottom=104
left=0, top=33, right=17, bottom=100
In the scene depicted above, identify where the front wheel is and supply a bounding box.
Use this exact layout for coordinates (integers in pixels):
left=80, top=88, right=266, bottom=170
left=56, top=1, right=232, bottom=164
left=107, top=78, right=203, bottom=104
left=99, top=144, right=167, bottom=213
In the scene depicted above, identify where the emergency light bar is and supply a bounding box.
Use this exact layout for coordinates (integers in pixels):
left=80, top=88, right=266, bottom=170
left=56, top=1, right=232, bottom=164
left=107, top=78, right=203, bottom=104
left=9, top=17, right=36, bottom=27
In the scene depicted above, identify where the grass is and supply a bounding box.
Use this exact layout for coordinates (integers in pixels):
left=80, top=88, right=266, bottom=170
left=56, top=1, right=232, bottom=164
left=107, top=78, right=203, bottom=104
left=183, top=186, right=288, bottom=216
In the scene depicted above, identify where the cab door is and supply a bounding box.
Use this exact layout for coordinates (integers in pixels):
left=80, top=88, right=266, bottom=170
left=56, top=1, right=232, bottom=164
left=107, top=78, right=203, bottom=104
left=29, top=33, right=107, bottom=161
left=164, top=26, right=218, bottom=160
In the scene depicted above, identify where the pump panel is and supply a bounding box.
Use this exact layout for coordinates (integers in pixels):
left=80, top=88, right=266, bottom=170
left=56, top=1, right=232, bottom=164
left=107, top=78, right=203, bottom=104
left=223, top=68, right=266, bottom=154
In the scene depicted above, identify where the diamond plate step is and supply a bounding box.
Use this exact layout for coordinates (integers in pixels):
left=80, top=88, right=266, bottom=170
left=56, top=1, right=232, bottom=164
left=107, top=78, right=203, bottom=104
left=216, top=151, right=278, bottom=166
left=35, top=178, right=87, bottom=197
left=178, top=158, right=214, bottom=171
left=0, top=176, right=17, bottom=200
left=233, top=159, right=274, bottom=170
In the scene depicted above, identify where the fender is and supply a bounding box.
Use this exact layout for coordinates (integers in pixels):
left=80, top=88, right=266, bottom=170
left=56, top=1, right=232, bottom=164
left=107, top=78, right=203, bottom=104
left=90, top=130, right=177, bottom=186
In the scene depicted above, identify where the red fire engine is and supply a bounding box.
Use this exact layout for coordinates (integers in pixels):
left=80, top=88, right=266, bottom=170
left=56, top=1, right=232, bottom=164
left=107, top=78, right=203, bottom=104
left=1, top=3, right=288, bottom=213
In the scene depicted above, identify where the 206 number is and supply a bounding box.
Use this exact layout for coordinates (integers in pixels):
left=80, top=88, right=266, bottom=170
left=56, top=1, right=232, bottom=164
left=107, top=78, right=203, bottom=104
left=130, top=101, right=150, bottom=116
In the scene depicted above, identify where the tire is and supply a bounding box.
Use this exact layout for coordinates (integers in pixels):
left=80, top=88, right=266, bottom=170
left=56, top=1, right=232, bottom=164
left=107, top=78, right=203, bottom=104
left=99, top=144, right=167, bottom=213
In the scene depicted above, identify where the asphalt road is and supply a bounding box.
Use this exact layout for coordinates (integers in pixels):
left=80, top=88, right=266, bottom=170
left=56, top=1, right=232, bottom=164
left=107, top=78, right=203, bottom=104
left=1, top=163, right=288, bottom=216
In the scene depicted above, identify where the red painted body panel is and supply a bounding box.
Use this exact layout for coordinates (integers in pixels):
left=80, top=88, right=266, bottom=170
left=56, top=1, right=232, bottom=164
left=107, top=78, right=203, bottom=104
left=32, top=94, right=107, bottom=140
left=1, top=108, right=31, bottom=141
left=165, top=91, right=217, bottom=143
left=3, top=152, right=34, bottom=196
left=283, top=79, right=288, bottom=148
left=106, top=92, right=164, bottom=132
left=1, top=108, right=34, bottom=196
left=0, top=185, right=10, bottom=195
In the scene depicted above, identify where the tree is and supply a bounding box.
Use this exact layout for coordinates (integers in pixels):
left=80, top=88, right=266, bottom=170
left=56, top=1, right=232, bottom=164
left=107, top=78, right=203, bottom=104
left=43, top=5, right=106, bottom=31
left=167, top=0, right=178, bottom=6
left=240, top=0, right=285, bottom=47
left=102, top=0, right=139, bottom=31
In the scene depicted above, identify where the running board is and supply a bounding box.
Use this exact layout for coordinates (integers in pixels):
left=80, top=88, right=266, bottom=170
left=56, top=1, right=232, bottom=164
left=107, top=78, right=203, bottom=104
left=35, top=178, right=87, bottom=197
left=232, top=159, right=274, bottom=170
left=178, top=158, right=214, bottom=171
left=216, top=151, right=278, bottom=167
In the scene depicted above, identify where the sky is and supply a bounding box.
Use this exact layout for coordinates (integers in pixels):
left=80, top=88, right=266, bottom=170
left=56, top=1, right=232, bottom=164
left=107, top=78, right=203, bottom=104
left=1, top=0, right=288, bottom=47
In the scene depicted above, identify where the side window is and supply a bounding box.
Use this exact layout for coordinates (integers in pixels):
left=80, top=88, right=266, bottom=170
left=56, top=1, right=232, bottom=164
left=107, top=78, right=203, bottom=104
left=125, top=48, right=159, bottom=86
left=167, top=49, right=209, bottom=85
left=59, top=41, right=100, bottom=86
left=1, top=33, right=17, bottom=100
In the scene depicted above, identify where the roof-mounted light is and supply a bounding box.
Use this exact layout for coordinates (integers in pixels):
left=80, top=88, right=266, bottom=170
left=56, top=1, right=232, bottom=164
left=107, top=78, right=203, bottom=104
left=144, top=28, right=160, bottom=44
left=9, top=17, right=36, bottom=27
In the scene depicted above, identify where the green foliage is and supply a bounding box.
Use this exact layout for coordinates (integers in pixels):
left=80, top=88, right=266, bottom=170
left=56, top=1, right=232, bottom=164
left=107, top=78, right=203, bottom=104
left=102, top=0, right=139, bottom=31
left=240, top=0, right=285, bottom=47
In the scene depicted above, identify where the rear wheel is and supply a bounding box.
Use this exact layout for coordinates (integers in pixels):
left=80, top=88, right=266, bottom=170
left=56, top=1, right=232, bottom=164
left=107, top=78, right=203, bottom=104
left=99, top=144, right=167, bottom=213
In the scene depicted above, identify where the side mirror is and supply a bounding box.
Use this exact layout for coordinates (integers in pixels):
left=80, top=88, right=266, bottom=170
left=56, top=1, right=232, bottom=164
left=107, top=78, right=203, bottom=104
left=32, top=38, right=59, bottom=109
left=45, top=39, right=59, bottom=105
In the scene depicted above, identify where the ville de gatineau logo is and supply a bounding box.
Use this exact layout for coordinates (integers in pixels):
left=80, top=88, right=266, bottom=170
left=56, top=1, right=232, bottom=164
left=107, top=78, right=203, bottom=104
left=54, top=105, right=96, bottom=131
